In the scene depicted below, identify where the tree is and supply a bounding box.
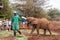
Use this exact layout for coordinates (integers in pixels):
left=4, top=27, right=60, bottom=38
left=13, top=0, right=49, bottom=18
left=48, top=8, right=60, bottom=20
left=0, top=0, right=13, bottom=19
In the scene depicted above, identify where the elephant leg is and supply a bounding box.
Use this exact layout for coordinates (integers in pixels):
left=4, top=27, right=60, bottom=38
left=36, top=28, right=39, bottom=35
left=47, top=28, right=51, bottom=35
left=31, top=28, right=35, bottom=34
left=44, top=29, right=46, bottom=35
left=30, top=24, right=36, bottom=34
left=47, top=23, right=51, bottom=35
left=27, top=22, right=30, bottom=26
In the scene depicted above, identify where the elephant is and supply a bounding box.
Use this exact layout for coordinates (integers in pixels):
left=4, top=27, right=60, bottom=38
left=26, top=17, right=52, bottom=35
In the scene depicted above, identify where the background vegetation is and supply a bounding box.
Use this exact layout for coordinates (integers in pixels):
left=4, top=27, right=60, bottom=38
left=0, top=0, right=60, bottom=20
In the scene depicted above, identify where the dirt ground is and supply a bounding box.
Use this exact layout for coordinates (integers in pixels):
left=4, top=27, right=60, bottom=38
left=0, top=36, right=15, bottom=40
left=28, top=35, right=60, bottom=40
left=0, top=30, right=60, bottom=40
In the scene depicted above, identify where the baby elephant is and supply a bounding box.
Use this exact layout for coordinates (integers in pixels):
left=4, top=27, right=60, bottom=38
left=27, top=17, right=52, bottom=35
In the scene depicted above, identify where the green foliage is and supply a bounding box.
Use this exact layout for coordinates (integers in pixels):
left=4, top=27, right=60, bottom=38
left=47, top=8, right=60, bottom=20
left=0, top=0, right=13, bottom=19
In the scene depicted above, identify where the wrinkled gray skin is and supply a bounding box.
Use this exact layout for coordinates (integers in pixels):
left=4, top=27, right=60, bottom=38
left=26, top=17, right=51, bottom=35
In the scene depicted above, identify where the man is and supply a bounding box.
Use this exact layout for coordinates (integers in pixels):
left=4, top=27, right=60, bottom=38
left=0, top=19, right=2, bottom=31
left=4, top=19, right=9, bottom=31
left=8, top=19, right=11, bottom=31
left=11, top=13, right=21, bottom=37
left=21, top=16, right=26, bottom=28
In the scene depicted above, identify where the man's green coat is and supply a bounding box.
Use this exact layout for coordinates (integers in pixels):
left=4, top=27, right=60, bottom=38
left=11, top=15, right=21, bottom=30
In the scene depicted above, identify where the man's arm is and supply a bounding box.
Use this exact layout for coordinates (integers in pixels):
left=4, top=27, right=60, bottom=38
left=18, top=16, right=22, bottom=21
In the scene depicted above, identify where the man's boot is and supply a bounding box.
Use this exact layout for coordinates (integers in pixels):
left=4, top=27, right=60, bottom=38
left=14, top=30, right=16, bottom=37
left=17, top=30, right=21, bottom=34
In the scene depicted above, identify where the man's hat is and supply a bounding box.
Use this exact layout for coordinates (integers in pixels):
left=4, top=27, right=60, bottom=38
left=13, top=10, right=17, bottom=14
left=14, top=11, right=17, bottom=14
